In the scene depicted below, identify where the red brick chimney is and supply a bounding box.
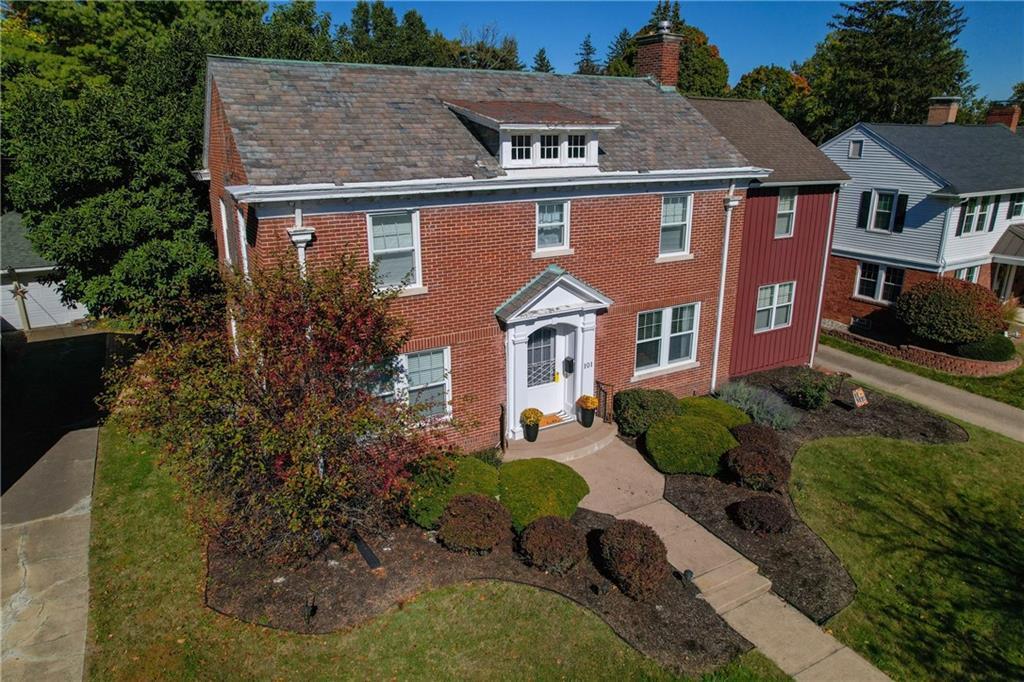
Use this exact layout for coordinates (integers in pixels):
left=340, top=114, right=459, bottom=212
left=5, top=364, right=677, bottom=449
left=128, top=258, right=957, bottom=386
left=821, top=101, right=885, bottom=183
left=636, top=21, right=683, bottom=88
left=986, top=103, right=1021, bottom=133
left=926, top=96, right=961, bottom=125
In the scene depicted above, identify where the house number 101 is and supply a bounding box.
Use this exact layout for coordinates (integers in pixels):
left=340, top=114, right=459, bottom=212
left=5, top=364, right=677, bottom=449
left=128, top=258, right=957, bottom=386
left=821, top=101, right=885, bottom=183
left=582, top=361, right=594, bottom=370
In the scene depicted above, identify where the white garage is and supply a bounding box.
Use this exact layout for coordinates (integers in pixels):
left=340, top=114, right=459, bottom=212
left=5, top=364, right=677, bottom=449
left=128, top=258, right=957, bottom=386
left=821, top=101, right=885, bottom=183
left=2, top=212, right=88, bottom=332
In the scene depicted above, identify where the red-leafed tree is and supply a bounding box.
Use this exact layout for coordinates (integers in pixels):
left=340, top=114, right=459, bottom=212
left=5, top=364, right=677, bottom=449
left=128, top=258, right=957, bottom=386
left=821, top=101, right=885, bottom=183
left=111, top=257, right=446, bottom=562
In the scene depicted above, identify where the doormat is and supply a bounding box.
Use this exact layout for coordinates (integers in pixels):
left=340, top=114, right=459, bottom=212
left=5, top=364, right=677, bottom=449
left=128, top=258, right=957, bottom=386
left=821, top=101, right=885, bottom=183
left=539, top=413, right=563, bottom=428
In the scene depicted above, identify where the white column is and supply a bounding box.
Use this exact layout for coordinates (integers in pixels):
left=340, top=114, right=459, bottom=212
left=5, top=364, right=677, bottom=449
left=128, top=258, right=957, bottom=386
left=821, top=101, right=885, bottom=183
left=287, top=225, right=316, bottom=277
left=580, top=312, right=597, bottom=398
left=507, top=326, right=531, bottom=440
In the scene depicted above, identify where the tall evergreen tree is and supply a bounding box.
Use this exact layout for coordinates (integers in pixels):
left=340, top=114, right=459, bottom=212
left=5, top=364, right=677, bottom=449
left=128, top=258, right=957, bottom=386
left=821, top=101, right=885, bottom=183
left=604, top=28, right=634, bottom=76
left=532, top=47, right=553, bottom=73
left=575, top=34, right=600, bottom=75
left=796, top=1, right=973, bottom=142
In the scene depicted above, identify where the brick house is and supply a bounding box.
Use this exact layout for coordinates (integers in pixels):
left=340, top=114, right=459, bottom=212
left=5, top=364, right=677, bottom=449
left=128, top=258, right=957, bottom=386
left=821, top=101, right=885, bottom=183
left=201, top=27, right=845, bottom=450
left=819, top=97, right=1024, bottom=331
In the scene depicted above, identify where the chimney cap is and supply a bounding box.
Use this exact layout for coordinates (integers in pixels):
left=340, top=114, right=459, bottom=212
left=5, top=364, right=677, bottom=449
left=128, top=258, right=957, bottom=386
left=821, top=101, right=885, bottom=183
left=657, top=20, right=671, bottom=34
left=928, top=95, right=962, bottom=104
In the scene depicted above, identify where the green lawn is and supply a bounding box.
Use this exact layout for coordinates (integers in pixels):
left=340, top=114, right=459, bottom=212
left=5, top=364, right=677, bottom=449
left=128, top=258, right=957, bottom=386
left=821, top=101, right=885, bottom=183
left=819, top=333, right=1024, bottom=409
left=87, top=426, right=787, bottom=681
left=791, top=425, right=1024, bottom=681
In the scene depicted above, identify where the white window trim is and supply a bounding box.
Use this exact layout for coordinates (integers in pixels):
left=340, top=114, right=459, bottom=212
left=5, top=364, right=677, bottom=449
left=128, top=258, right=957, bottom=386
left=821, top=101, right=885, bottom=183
left=853, top=261, right=904, bottom=305
left=774, top=188, right=798, bottom=239
left=1011, top=194, right=1024, bottom=218
left=848, top=139, right=864, bottom=159
left=565, top=133, right=588, bottom=165
left=658, top=193, right=693, bottom=257
left=954, top=265, right=980, bottom=283
left=501, top=131, right=595, bottom=168
left=539, top=134, right=560, bottom=162
left=218, top=199, right=232, bottom=266
left=867, top=189, right=899, bottom=233
left=508, top=134, right=533, bottom=166
left=534, top=200, right=571, bottom=254
left=236, top=208, right=250, bottom=276
left=754, top=281, right=796, bottom=333
left=632, top=302, right=701, bottom=376
left=380, top=347, right=452, bottom=422
left=959, top=196, right=994, bottom=237
left=366, top=210, right=424, bottom=292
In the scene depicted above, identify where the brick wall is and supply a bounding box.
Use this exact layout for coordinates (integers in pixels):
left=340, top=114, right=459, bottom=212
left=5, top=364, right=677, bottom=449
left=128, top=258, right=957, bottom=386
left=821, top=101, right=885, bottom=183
left=207, top=84, right=251, bottom=272
left=252, top=189, right=746, bottom=450
left=822, top=255, right=938, bottom=327
left=943, top=262, right=993, bottom=289
left=824, top=327, right=1021, bottom=377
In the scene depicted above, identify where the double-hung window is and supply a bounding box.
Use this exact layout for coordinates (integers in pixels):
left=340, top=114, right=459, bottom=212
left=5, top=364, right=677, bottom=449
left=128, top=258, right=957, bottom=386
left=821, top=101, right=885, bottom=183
left=511, top=134, right=532, bottom=162
left=536, top=201, right=569, bottom=251
left=954, top=266, right=980, bottom=283
left=754, top=282, right=795, bottom=332
left=856, top=262, right=904, bottom=303
left=775, top=188, right=797, bottom=238
left=567, top=134, right=587, bottom=160
left=377, top=348, right=451, bottom=419
left=634, top=303, right=699, bottom=372
left=870, top=190, right=897, bottom=231
left=958, top=196, right=996, bottom=235
left=1010, top=193, right=1024, bottom=218
left=659, top=194, right=691, bottom=255
left=369, top=211, right=421, bottom=289
left=540, top=134, right=560, bottom=160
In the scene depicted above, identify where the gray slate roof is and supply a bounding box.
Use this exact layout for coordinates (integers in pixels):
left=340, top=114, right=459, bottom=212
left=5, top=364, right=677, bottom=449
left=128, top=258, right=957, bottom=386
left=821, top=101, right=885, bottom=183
left=992, top=223, right=1024, bottom=261
left=688, top=97, right=848, bottom=184
left=1, top=212, right=53, bottom=271
left=206, top=56, right=748, bottom=186
left=863, top=123, right=1024, bottom=194
left=444, top=99, right=616, bottom=126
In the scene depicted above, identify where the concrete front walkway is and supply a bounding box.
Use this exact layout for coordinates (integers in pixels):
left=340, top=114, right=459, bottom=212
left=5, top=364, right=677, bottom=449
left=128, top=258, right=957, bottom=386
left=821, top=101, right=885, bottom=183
left=567, top=439, right=889, bottom=681
left=2, top=428, right=97, bottom=682
left=815, top=345, right=1024, bottom=442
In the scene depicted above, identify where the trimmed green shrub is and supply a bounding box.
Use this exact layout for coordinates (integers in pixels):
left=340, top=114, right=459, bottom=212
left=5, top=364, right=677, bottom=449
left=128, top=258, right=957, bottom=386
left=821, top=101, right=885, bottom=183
left=519, top=516, right=588, bottom=575
left=498, top=459, right=590, bottom=532
left=613, top=388, right=681, bottom=437
left=678, top=396, right=751, bottom=429
left=730, top=423, right=781, bottom=454
left=895, top=279, right=1004, bottom=345
left=409, top=457, right=499, bottom=529
left=955, top=334, right=1016, bottom=362
left=437, top=494, right=512, bottom=553
left=599, top=519, right=670, bottom=600
left=728, top=495, right=792, bottom=534
left=776, top=368, right=838, bottom=410
left=721, top=447, right=791, bottom=492
left=645, top=416, right=738, bottom=475
left=716, top=381, right=800, bottom=430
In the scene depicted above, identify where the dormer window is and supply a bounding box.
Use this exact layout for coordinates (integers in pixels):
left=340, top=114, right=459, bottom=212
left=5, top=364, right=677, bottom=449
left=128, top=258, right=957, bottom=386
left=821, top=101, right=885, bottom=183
left=443, top=99, right=619, bottom=171
left=511, top=135, right=532, bottom=161
left=540, top=134, right=560, bottom=160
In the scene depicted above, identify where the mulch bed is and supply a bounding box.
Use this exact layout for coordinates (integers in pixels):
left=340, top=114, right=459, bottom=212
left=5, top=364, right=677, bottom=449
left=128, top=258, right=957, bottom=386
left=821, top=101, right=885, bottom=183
left=665, top=366, right=969, bottom=624
left=206, top=508, right=751, bottom=677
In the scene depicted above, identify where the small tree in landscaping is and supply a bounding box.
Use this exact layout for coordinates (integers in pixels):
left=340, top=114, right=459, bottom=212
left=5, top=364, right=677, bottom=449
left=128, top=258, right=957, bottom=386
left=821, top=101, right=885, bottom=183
left=895, top=279, right=1004, bottom=346
left=111, top=258, right=444, bottom=562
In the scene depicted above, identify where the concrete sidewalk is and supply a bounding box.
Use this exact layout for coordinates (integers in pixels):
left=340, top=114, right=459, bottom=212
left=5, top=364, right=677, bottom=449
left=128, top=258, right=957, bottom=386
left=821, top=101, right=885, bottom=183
left=814, top=345, right=1024, bottom=442
left=568, top=440, right=890, bottom=681
left=2, top=427, right=97, bottom=682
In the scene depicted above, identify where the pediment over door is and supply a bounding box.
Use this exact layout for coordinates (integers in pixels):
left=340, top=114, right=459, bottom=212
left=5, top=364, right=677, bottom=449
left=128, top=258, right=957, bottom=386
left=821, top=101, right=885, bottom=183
left=494, top=265, right=613, bottom=324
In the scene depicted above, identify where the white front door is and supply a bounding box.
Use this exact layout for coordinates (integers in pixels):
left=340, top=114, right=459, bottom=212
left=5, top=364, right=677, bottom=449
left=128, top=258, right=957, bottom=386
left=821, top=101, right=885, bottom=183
left=525, top=326, right=566, bottom=415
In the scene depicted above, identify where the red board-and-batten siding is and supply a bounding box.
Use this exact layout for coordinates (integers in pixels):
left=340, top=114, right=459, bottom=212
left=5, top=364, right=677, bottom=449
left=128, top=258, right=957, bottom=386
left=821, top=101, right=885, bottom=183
left=729, top=185, right=838, bottom=377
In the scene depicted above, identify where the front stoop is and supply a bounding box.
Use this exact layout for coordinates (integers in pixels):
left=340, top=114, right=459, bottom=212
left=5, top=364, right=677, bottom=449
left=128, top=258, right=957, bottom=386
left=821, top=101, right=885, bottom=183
left=504, top=420, right=617, bottom=463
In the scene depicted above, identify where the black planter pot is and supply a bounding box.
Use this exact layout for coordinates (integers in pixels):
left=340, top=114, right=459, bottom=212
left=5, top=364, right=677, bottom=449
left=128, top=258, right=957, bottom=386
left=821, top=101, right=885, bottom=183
left=579, top=408, right=595, bottom=428
left=523, top=423, right=539, bottom=442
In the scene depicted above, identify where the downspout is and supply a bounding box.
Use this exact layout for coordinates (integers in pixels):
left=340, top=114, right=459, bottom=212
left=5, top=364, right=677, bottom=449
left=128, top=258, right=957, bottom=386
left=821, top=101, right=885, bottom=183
left=710, top=181, right=740, bottom=392
left=287, top=207, right=315, bottom=278
left=935, top=199, right=954, bottom=276
left=809, top=188, right=839, bottom=367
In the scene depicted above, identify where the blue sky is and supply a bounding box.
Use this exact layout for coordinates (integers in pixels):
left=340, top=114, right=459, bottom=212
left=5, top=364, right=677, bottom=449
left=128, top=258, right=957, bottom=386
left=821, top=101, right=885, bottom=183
left=312, top=1, right=1023, bottom=100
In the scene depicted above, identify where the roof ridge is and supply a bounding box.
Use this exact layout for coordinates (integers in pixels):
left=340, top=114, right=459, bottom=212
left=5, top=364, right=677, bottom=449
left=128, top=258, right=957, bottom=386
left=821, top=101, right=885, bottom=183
left=687, top=95, right=765, bottom=104
left=206, top=54, right=650, bottom=82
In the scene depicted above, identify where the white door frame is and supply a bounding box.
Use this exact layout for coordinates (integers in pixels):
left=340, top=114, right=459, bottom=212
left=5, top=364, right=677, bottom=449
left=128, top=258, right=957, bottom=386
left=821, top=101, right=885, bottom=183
left=506, top=311, right=597, bottom=440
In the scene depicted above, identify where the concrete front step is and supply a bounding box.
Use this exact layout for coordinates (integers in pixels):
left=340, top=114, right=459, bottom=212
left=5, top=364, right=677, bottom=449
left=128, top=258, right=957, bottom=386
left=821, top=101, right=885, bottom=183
left=692, top=556, right=758, bottom=593
left=700, top=571, right=772, bottom=613
left=505, top=420, right=617, bottom=463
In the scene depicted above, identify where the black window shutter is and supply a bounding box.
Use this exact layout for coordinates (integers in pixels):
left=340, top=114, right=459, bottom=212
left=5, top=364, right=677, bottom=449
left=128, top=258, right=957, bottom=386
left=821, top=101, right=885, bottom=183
left=893, top=194, right=909, bottom=233
left=856, top=191, right=872, bottom=229
left=955, top=202, right=966, bottom=236
left=989, top=196, right=1000, bottom=231
left=1008, top=193, right=1019, bottom=219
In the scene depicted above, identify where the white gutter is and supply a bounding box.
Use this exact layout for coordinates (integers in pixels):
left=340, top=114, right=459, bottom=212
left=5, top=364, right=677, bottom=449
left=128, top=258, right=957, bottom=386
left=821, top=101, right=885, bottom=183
left=809, top=188, right=838, bottom=368
left=931, top=188, right=1024, bottom=199
left=935, top=199, right=954, bottom=274
left=225, top=166, right=772, bottom=204
left=710, top=181, right=740, bottom=392
left=755, top=179, right=849, bottom=188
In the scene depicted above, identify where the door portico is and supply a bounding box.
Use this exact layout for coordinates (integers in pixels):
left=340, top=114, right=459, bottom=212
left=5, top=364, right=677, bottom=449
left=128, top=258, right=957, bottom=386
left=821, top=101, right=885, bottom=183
left=496, top=265, right=611, bottom=441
